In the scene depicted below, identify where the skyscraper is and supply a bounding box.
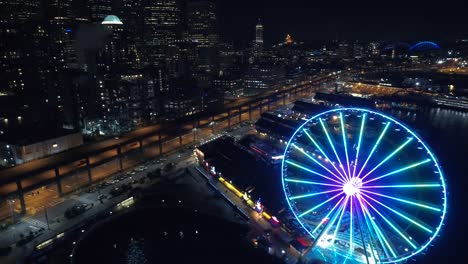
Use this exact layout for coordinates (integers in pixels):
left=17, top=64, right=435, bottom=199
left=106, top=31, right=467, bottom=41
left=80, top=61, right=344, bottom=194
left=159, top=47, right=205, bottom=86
left=118, top=0, right=144, bottom=69
left=253, top=19, right=263, bottom=57
left=143, top=0, right=181, bottom=66
left=90, top=0, right=112, bottom=22
left=187, top=0, right=219, bottom=48
left=0, top=0, right=42, bottom=95
left=0, top=0, right=41, bottom=23
left=255, top=19, right=263, bottom=48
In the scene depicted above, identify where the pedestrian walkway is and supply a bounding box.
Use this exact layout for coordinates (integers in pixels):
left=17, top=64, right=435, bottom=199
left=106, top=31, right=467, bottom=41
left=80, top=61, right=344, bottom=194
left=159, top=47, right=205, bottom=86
left=23, top=217, right=48, bottom=230
left=70, top=195, right=94, bottom=205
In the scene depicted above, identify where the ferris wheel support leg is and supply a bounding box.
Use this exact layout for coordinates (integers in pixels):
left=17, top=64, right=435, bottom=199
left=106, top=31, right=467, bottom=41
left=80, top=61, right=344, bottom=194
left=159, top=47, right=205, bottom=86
left=355, top=201, right=373, bottom=264
left=302, top=198, right=347, bottom=261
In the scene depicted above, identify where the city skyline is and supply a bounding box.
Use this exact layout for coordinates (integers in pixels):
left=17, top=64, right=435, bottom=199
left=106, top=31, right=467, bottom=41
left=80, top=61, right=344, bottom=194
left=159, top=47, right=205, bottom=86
left=0, top=1, right=467, bottom=264
left=217, top=0, right=467, bottom=43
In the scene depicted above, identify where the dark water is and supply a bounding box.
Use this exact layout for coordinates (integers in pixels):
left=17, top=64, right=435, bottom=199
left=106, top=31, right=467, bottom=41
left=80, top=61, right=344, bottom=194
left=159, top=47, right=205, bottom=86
left=73, top=207, right=282, bottom=264
left=386, top=108, right=468, bottom=263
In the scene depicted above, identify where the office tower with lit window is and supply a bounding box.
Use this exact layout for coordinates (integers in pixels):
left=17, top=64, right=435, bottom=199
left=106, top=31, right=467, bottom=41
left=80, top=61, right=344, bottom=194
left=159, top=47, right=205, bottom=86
left=255, top=19, right=263, bottom=49
left=187, top=0, right=219, bottom=48
left=0, top=0, right=42, bottom=95
left=90, top=0, right=112, bottom=22
left=117, top=0, right=144, bottom=69
left=143, top=0, right=181, bottom=66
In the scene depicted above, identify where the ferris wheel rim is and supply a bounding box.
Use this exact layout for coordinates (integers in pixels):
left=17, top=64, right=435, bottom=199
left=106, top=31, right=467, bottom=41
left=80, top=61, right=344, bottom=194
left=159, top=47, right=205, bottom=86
left=281, top=107, right=447, bottom=263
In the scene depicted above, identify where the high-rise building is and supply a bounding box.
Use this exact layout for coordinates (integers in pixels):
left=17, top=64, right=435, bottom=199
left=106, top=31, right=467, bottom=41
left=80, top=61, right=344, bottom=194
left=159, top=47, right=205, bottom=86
left=187, top=0, right=219, bottom=48
left=143, top=0, right=181, bottom=66
left=243, top=62, right=285, bottom=95
left=100, top=15, right=125, bottom=71
left=0, top=0, right=41, bottom=23
left=47, top=0, right=78, bottom=70
left=255, top=19, right=263, bottom=49
left=252, top=19, right=264, bottom=58
left=90, top=0, right=112, bottom=22
left=118, top=0, right=144, bottom=69
left=0, top=0, right=42, bottom=96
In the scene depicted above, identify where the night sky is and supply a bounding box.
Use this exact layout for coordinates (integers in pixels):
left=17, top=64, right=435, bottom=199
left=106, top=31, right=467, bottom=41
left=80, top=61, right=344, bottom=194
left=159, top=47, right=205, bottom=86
left=216, top=0, right=468, bottom=44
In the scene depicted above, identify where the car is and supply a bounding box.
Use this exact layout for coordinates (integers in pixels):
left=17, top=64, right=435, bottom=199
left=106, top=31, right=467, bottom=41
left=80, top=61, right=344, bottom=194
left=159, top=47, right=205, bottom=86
left=147, top=168, right=162, bottom=179
left=135, top=166, right=145, bottom=172
left=163, top=162, right=175, bottom=171
left=64, top=204, right=87, bottom=219
left=109, top=187, right=124, bottom=196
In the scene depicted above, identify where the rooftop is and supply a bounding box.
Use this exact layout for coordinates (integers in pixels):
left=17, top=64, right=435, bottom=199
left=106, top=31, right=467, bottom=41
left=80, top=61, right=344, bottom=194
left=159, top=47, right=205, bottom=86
left=102, top=15, right=123, bottom=25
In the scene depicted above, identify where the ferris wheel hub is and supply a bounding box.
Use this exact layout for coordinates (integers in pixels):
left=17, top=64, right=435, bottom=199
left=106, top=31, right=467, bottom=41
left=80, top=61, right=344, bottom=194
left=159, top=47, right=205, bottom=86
left=343, top=177, right=363, bottom=196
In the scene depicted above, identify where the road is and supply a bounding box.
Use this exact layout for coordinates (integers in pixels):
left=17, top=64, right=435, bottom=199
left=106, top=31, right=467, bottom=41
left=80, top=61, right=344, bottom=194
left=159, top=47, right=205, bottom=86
left=0, top=83, right=319, bottom=219
left=0, top=73, right=342, bottom=188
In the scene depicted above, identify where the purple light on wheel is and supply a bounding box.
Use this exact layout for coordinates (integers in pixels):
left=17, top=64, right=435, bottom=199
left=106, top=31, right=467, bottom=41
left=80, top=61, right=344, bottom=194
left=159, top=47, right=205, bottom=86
left=281, top=108, right=447, bottom=263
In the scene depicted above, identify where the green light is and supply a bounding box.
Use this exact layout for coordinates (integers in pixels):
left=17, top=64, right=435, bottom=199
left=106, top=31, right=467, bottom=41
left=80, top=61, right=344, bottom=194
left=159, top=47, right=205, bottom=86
left=356, top=122, right=391, bottom=178
left=360, top=201, right=397, bottom=258
left=289, top=189, right=342, bottom=200
left=299, top=192, right=344, bottom=217
left=312, top=197, right=345, bottom=234
left=361, top=137, right=414, bottom=181
left=363, top=159, right=431, bottom=184
left=363, top=198, right=417, bottom=249
left=291, top=144, right=345, bottom=183
left=361, top=189, right=441, bottom=212
left=286, top=160, right=343, bottom=184
left=285, top=178, right=342, bottom=188
left=303, top=129, right=347, bottom=182
left=361, top=192, right=433, bottom=233
left=353, top=113, right=366, bottom=178
left=340, top=112, right=352, bottom=178
left=319, top=118, right=348, bottom=180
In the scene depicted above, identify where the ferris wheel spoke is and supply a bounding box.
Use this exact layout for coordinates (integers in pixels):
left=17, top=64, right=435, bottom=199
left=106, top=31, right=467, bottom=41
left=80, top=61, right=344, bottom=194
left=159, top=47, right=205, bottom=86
left=285, top=178, right=343, bottom=188
left=352, top=113, right=366, bottom=178
left=291, top=143, right=346, bottom=184
left=283, top=109, right=446, bottom=263
left=360, top=192, right=433, bottom=233
left=303, top=129, right=347, bottom=181
left=360, top=189, right=442, bottom=212
left=362, top=159, right=432, bottom=185
left=356, top=122, right=391, bottom=179
left=340, top=113, right=352, bottom=178
left=319, top=118, right=349, bottom=180
left=289, top=189, right=342, bottom=200
left=358, top=198, right=398, bottom=259
left=298, top=192, right=344, bottom=218
left=360, top=137, right=414, bottom=181
left=349, top=196, right=354, bottom=253
left=312, top=196, right=346, bottom=234
left=362, top=183, right=440, bottom=189
left=286, top=160, right=344, bottom=185
left=361, top=197, right=418, bottom=249
left=331, top=196, right=350, bottom=246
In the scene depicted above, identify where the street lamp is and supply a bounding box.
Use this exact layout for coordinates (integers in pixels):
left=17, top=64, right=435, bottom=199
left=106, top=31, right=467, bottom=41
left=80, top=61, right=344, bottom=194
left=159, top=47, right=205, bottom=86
left=8, top=199, right=17, bottom=241
left=209, top=121, right=217, bottom=134
left=192, top=128, right=198, bottom=141
left=7, top=199, right=15, bottom=224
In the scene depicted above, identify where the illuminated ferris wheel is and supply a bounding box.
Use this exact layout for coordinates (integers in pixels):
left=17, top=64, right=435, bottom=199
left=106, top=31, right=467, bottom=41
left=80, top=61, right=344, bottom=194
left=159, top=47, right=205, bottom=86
left=281, top=108, right=447, bottom=263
